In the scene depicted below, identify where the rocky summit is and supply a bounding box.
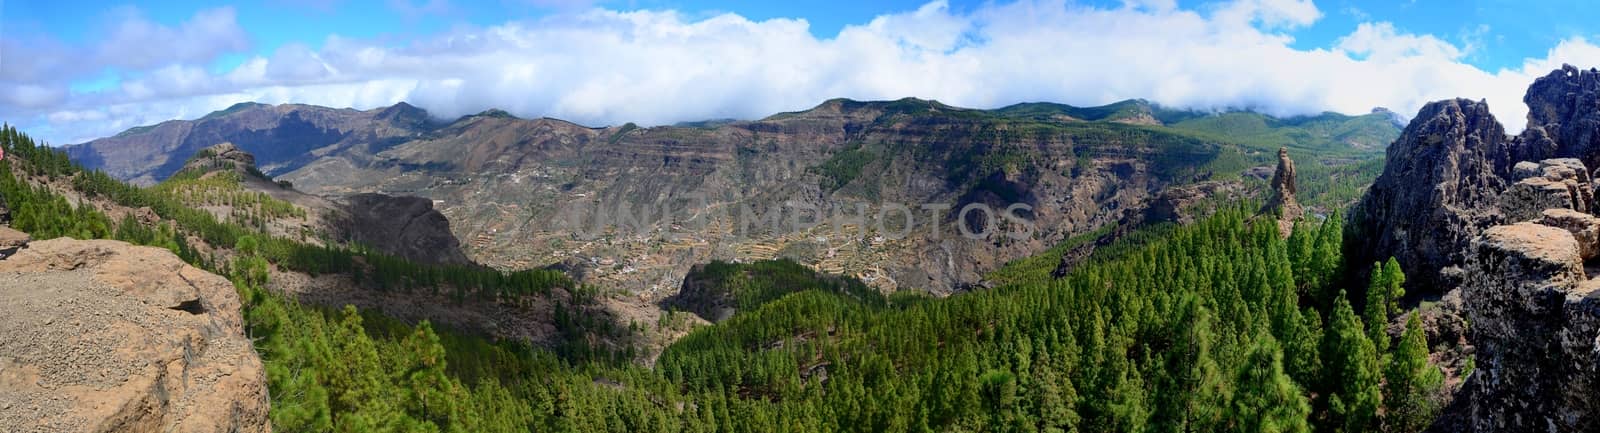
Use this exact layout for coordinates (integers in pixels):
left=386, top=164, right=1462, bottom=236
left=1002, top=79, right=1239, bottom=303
left=0, top=236, right=270, bottom=433
left=1517, top=64, right=1600, bottom=171
left=1348, top=98, right=1509, bottom=292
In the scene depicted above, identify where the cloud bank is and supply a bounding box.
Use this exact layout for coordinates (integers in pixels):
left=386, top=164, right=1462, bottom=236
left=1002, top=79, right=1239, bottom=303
left=6, top=0, right=1600, bottom=144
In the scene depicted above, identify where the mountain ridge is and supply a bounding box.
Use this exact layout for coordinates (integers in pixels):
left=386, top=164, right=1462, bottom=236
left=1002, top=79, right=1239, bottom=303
left=72, top=96, right=1398, bottom=176
left=66, top=96, right=1400, bottom=295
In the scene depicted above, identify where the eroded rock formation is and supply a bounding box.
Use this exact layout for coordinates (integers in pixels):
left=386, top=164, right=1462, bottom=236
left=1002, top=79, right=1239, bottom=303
left=1348, top=98, right=1509, bottom=291
left=1517, top=64, right=1600, bottom=171
left=1147, top=180, right=1244, bottom=225
left=180, top=143, right=472, bottom=266
left=0, top=236, right=270, bottom=433
left=1501, top=158, right=1596, bottom=222
left=1259, top=147, right=1302, bottom=237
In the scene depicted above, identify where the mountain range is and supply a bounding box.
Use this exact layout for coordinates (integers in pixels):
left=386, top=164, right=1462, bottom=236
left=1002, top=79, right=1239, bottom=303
left=65, top=98, right=1402, bottom=295
left=62, top=98, right=1395, bottom=297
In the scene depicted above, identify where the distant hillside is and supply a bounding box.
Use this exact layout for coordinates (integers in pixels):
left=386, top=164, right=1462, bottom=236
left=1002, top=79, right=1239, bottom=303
left=68, top=98, right=1400, bottom=294
left=65, top=101, right=436, bottom=185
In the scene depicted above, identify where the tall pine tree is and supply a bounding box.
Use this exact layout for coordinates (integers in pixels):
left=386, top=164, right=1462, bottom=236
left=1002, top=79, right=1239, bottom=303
left=1319, top=291, right=1381, bottom=433
left=1382, top=313, right=1443, bottom=433
left=1224, top=335, right=1310, bottom=433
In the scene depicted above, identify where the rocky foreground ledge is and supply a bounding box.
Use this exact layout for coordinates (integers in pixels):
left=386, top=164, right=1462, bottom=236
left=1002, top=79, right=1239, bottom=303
left=1460, top=160, right=1600, bottom=432
left=0, top=229, right=270, bottom=433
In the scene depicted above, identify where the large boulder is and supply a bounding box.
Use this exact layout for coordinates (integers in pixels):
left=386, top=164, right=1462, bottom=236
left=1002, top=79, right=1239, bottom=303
left=1538, top=208, right=1600, bottom=260
left=0, top=238, right=270, bottom=433
left=1460, top=222, right=1600, bottom=432
left=1348, top=99, right=1510, bottom=293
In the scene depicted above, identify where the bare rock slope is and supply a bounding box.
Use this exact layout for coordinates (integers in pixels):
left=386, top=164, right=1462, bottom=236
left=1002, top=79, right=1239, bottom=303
left=0, top=233, right=270, bottom=433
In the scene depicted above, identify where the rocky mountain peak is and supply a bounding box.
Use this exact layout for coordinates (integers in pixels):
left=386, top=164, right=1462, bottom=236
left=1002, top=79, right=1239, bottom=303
left=376, top=101, right=431, bottom=124
left=1348, top=98, right=1510, bottom=292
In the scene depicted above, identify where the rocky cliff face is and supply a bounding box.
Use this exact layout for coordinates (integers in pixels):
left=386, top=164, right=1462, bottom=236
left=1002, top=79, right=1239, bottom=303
left=338, top=193, right=472, bottom=265
left=1353, top=67, right=1600, bottom=431
left=1348, top=98, right=1510, bottom=292
left=1354, top=66, right=1600, bottom=295
left=0, top=231, right=270, bottom=433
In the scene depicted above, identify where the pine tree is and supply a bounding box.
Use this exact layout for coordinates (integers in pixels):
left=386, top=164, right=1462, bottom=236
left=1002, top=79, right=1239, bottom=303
left=1382, top=313, right=1442, bottom=433
left=1363, top=259, right=1406, bottom=354
left=1282, top=309, right=1323, bottom=392
left=1319, top=291, right=1381, bottom=433
left=1156, top=296, right=1227, bottom=433
left=1029, top=350, right=1079, bottom=433
left=1224, top=335, right=1310, bottom=433
left=399, top=320, right=460, bottom=430
left=1311, top=212, right=1345, bottom=305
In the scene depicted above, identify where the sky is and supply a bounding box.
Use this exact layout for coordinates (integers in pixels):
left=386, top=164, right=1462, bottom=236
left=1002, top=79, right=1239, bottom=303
left=4, top=0, right=1600, bottom=145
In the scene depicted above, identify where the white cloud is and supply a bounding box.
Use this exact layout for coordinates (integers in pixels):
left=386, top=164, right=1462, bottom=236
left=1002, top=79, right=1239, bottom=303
left=93, top=6, right=250, bottom=70
left=1337, top=22, right=1462, bottom=61
left=10, top=0, right=1600, bottom=145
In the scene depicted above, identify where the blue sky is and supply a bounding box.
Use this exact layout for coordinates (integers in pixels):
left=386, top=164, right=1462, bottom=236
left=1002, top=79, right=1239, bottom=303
left=5, top=0, right=1600, bottom=144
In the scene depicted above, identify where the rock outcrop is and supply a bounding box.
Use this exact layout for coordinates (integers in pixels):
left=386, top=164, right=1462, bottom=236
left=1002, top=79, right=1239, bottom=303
left=1460, top=220, right=1600, bottom=432
left=338, top=193, right=472, bottom=265
left=1517, top=64, right=1600, bottom=171
left=1356, top=70, right=1600, bottom=430
left=1348, top=99, right=1509, bottom=292
left=1500, top=158, right=1596, bottom=222
left=175, top=144, right=472, bottom=266
left=0, top=226, right=27, bottom=258
left=1146, top=180, right=1245, bottom=225
left=182, top=142, right=256, bottom=175
left=1259, top=147, right=1303, bottom=237
left=0, top=236, right=270, bottom=433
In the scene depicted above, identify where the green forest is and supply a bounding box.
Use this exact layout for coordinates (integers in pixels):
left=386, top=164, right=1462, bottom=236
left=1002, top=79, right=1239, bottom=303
left=1, top=124, right=1442, bottom=432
